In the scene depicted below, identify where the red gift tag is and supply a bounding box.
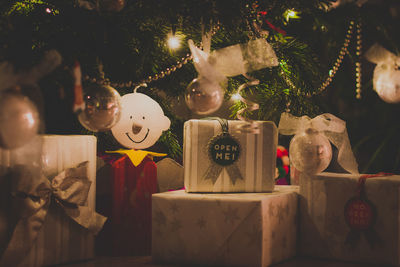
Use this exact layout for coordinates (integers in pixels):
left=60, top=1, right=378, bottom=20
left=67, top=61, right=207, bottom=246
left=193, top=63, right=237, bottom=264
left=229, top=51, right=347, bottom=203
left=344, top=173, right=392, bottom=249
left=344, top=197, right=375, bottom=231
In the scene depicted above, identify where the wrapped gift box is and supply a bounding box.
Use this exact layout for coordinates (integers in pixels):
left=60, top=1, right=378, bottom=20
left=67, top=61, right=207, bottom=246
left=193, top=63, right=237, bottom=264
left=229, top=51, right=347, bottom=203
left=152, top=186, right=299, bottom=266
left=299, top=172, right=400, bottom=266
left=184, top=119, right=277, bottom=192
left=0, top=135, right=97, bottom=267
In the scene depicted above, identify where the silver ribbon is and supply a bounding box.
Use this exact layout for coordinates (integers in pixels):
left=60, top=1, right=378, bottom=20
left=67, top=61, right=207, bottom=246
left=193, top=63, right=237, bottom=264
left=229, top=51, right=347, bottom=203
left=278, top=112, right=359, bottom=174
left=0, top=161, right=107, bottom=267
left=365, top=43, right=400, bottom=66
left=204, top=163, right=243, bottom=185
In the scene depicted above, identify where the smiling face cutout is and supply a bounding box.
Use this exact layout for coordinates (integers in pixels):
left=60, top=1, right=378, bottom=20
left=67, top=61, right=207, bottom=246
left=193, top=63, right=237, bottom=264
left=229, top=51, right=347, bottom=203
left=111, top=93, right=170, bottom=149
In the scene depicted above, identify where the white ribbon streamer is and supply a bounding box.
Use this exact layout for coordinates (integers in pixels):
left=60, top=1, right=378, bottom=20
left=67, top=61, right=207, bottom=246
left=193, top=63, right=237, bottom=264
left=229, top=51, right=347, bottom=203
left=189, top=37, right=279, bottom=79
left=365, top=43, right=400, bottom=66
left=234, top=77, right=260, bottom=134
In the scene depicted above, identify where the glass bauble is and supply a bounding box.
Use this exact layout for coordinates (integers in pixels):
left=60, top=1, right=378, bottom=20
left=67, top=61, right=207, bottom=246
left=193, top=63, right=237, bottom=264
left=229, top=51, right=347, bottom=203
left=289, top=128, right=332, bottom=175
left=373, top=63, right=400, bottom=103
left=0, top=91, right=40, bottom=149
left=185, top=77, right=224, bottom=115
left=78, top=84, right=121, bottom=132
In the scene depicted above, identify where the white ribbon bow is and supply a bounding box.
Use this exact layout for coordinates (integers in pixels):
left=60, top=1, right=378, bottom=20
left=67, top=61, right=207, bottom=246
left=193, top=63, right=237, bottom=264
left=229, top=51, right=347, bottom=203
left=365, top=43, right=400, bottom=103
left=279, top=112, right=359, bottom=174
left=188, top=36, right=278, bottom=81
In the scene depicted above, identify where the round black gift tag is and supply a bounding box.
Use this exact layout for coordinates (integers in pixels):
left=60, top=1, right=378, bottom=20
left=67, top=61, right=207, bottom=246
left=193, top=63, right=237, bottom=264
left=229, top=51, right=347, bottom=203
left=209, top=133, right=240, bottom=166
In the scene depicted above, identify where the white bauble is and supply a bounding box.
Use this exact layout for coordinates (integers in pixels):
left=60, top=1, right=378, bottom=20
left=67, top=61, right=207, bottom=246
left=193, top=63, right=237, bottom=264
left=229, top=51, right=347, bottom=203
left=289, top=128, right=332, bottom=175
left=0, top=91, right=39, bottom=149
left=373, top=63, right=400, bottom=103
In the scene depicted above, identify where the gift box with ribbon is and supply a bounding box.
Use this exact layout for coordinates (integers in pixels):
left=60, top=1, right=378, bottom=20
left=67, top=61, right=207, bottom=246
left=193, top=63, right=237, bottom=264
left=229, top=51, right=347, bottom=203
left=0, top=135, right=105, bottom=267
left=299, top=172, right=400, bottom=266
left=183, top=119, right=277, bottom=192
left=152, top=185, right=299, bottom=267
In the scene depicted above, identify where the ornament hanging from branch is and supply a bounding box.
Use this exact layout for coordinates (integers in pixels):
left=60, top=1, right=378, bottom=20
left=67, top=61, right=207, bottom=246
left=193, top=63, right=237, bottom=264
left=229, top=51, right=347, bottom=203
left=0, top=50, right=62, bottom=149
left=185, top=32, right=227, bottom=116
left=0, top=89, right=40, bottom=149
left=73, top=62, right=122, bottom=132
left=186, top=31, right=278, bottom=123
left=77, top=83, right=122, bottom=132
left=278, top=112, right=359, bottom=175
left=365, top=43, right=400, bottom=103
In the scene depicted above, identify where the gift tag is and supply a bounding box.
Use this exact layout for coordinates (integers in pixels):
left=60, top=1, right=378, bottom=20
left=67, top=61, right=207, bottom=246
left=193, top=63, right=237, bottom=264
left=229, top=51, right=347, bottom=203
left=344, top=197, right=375, bottom=231
left=203, top=118, right=243, bottom=185
left=209, top=133, right=241, bottom=166
left=343, top=173, right=391, bottom=249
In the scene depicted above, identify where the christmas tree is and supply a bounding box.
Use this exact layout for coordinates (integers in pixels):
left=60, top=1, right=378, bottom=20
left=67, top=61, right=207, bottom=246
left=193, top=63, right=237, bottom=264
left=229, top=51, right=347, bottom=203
left=0, top=0, right=399, bottom=173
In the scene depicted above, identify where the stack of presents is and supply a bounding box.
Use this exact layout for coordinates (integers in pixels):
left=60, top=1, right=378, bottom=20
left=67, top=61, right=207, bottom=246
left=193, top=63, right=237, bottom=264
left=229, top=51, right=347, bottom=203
left=1, top=116, right=400, bottom=267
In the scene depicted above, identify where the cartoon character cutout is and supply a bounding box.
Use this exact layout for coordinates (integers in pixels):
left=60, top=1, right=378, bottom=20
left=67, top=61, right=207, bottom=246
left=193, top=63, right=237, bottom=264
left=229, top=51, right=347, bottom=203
left=111, top=93, right=170, bottom=149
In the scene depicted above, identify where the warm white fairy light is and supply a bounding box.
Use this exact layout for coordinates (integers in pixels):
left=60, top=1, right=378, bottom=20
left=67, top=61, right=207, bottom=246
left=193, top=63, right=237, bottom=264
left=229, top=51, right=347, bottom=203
left=231, top=93, right=242, bottom=102
left=167, top=34, right=181, bottom=50
left=284, top=9, right=300, bottom=22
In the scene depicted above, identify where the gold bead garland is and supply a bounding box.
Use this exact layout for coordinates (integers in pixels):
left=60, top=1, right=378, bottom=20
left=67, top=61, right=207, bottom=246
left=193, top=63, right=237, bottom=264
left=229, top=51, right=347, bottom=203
left=279, top=20, right=363, bottom=99
left=244, top=2, right=362, bottom=100
left=135, top=53, right=192, bottom=85
left=314, top=20, right=355, bottom=96
left=83, top=54, right=193, bottom=88
left=355, top=20, right=362, bottom=99
left=83, top=25, right=220, bottom=89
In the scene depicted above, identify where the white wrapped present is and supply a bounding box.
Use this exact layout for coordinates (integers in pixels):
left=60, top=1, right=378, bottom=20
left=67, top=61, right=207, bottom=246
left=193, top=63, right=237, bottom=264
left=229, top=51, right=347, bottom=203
left=183, top=119, right=277, bottom=192
left=300, top=172, right=400, bottom=266
left=0, top=135, right=104, bottom=267
left=152, top=186, right=299, bottom=266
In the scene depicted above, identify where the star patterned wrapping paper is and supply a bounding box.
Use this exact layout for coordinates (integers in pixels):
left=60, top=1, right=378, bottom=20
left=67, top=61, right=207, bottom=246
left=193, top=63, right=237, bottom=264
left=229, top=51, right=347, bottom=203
left=299, top=172, right=400, bottom=266
left=152, top=185, right=299, bottom=267
left=184, top=119, right=277, bottom=192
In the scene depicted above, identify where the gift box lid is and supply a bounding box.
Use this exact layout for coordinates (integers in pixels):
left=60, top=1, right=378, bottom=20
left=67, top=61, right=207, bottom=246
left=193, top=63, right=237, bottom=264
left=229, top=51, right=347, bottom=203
left=153, top=185, right=299, bottom=201
left=316, top=172, right=400, bottom=183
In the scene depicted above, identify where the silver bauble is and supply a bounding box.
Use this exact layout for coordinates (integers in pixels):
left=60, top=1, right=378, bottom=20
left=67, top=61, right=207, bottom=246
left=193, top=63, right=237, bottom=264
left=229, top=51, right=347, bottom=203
left=78, top=84, right=122, bottom=132
left=0, top=91, right=40, bottom=149
left=289, top=128, right=332, bottom=175
left=185, top=77, right=224, bottom=115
